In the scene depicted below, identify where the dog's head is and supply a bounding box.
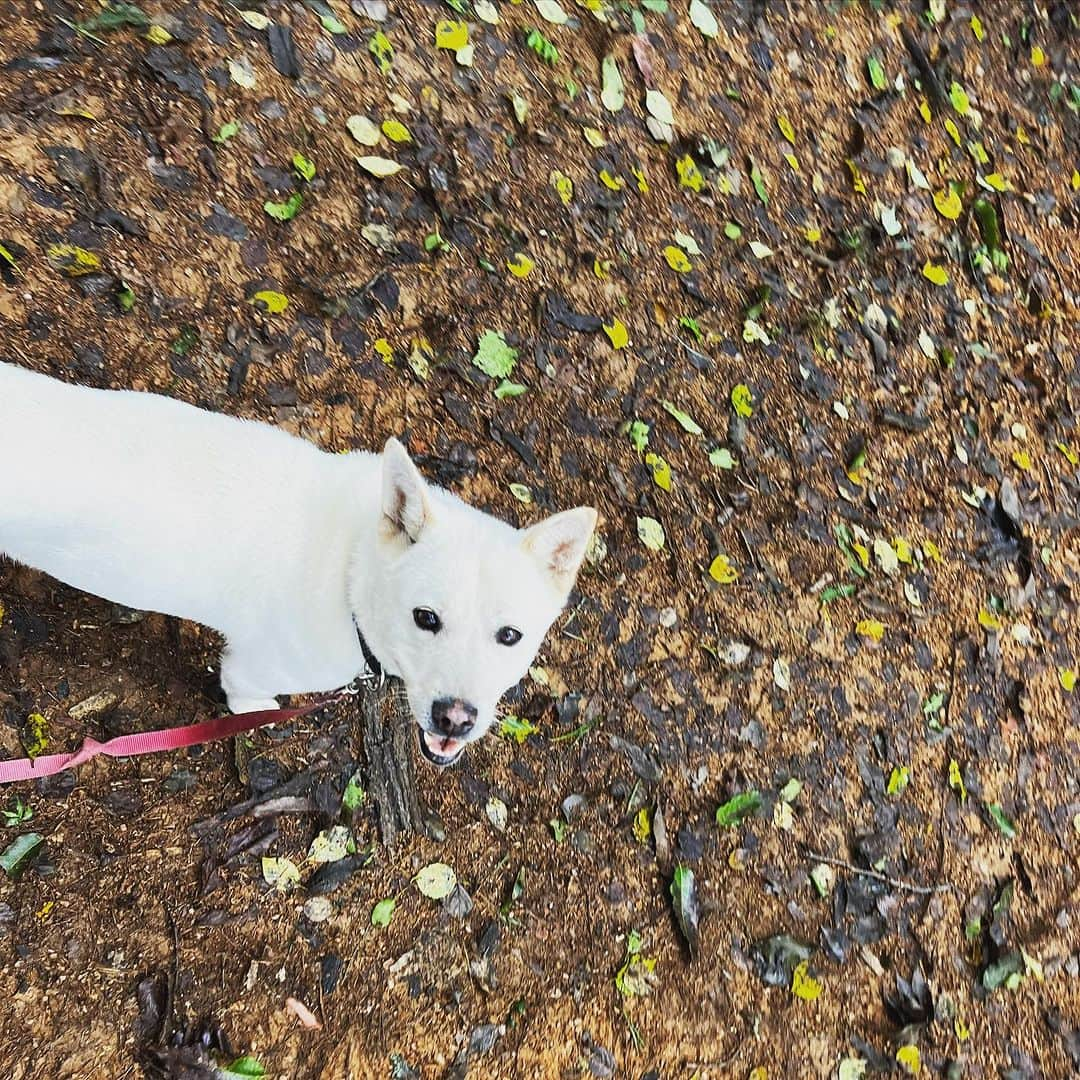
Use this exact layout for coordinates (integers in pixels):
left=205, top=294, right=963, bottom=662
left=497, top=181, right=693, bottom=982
left=358, top=438, right=596, bottom=767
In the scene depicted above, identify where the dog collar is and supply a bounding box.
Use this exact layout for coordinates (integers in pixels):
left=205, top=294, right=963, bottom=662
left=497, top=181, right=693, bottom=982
left=354, top=621, right=384, bottom=686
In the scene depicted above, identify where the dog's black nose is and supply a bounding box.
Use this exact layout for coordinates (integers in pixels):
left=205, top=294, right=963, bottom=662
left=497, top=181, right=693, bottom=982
left=431, top=697, right=477, bottom=737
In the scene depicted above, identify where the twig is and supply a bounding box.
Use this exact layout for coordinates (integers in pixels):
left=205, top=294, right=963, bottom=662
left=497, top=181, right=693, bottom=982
left=802, top=851, right=951, bottom=896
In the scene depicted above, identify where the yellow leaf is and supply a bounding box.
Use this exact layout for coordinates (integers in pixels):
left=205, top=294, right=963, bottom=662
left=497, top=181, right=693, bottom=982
left=970, top=14, right=984, bottom=41
left=791, top=961, right=821, bottom=1001
left=645, top=452, right=670, bottom=491
left=593, top=258, right=611, bottom=279
left=982, top=172, right=1007, bottom=191
left=46, top=243, right=101, bottom=276
left=948, top=759, right=967, bottom=803
left=918, top=99, right=932, bottom=123
left=708, top=554, right=738, bottom=584
left=922, top=539, right=942, bottom=563
left=582, top=126, right=606, bottom=147
left=435, top=19, right=468, bottom=50
left=852, top=541, right=870, bottom=569
left=731, top=383, right=753, bottom=417
left=893, top=537, right=913, bottom=564
left=1030, top=45, right=1045, bottom=66
left=922, top=261, right=949, bottom=286
left=944, top=118, right=961, bottom=145
left=603, top=318, right=629, bottom=349
left=1072, top=170, right=1080, bottom=192
left=599, top=168, right=624, bottom=191
left=373, top=338, right=394, bottom=363
left=675, top=154, right=704, bottom=192
left=776, top=114, right=795, bottom=144
left=1056, top=441, right=1079, bottom=465
left=804, top=226, right=821, bottom=243
left=978, top=608, right=1002, bottom=632
left=784, top=152, right=799, bottom=172
left=748, top=1069, right=767, bottom=1080
left=507, top=252, right=534, bottom=278
left=955, top=1015, right=970, bottom=1041
left=251, top=289, right=289, bottom=314
left=1012, top=449, right=1032, bottom=471
left=1060, top=668, right=1077, bottom=693
left=632, top=806, right=651, bottom=843
left=933, top=187, right=962, bottom=220
left=631, top=166, right=649, bottom=193
left=845, top=159, right=866, bottom=194
left=23, top=712, right=48, bottom=759
left=381, top=119, right=412, bottom=143
left=663, top=245, right=691, bottom=272
left=550, top=169, right=573, bottom=205
left=146, top=24, right=172, bottom=44
left=1016, top=126, right=1029, bottom=146
left=856, top=619, right=885, bottom=643
left=896, top=1045, right=921, bottom=1075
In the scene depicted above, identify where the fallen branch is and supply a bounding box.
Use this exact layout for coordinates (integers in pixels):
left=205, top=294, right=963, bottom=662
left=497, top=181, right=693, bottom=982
left=803, top=850, right=952, bottom=896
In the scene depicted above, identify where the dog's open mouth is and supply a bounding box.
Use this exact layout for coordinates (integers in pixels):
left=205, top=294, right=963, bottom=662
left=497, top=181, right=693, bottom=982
left=418, top=730, right=465, bottom=767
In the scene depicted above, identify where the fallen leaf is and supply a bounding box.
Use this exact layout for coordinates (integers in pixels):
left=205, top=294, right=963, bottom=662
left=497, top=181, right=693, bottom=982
left=689, top=0, right=718, bottom=39
left=731, top=383, right=753, bottom=417
left=603, top=319, right=629, bottom=349
left=791, top=960, right=821, bottom=1001
left=637, top=516, right=665, bottom=551
left=371, top=897, right=395, bottom=926
left=708, top=554, right=738, bottom=584
left=250, top=290, right=289, bottom=314
left=664, top=245, right=691, bottom=272
left=670, top=866, right=701, bottom=954
left=473, top=330, right=518, bottom=378
left=355, top=155, right=404, bottom=178
left=346, top=114, right=381, bottom=146
left=600, top=55, right=625, bottom=113
left=415, top=862, right=457, bottom=899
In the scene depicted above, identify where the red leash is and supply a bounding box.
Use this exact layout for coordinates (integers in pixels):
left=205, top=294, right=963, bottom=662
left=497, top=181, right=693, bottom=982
left=0, top=699, right=335, bottom=785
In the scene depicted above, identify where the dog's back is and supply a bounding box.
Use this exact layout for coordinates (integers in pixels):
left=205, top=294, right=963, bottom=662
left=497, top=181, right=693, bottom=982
left=0, top=362, right=360, bottom=636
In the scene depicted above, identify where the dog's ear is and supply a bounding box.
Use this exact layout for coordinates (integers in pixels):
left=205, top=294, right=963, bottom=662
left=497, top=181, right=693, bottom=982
left=521, top=507, right=598, bottom=594
left=381, top=438, right=432, bottom=543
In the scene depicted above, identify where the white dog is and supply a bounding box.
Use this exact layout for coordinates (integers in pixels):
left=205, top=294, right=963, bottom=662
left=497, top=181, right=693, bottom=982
left=0, top=362, right=596, bottom=766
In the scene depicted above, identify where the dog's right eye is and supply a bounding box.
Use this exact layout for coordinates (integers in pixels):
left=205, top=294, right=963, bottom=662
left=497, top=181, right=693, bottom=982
left=413, top=607, right=442, bottom=633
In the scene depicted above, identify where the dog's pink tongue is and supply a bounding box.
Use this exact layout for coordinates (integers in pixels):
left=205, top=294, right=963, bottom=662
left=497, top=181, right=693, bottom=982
left=424, top=732, right=461, bottom=757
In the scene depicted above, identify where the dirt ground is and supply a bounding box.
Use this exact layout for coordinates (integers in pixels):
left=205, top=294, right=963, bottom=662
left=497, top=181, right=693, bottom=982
left=1, top=0, right=1078, bottom=1076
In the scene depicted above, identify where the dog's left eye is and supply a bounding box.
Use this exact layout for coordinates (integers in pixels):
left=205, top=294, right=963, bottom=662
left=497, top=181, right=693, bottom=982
left=495, top=626, right=522, bottom=646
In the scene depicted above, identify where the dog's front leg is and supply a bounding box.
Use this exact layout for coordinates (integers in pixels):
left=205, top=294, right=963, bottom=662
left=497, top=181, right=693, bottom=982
left=220, top=643, right=281, bottom=714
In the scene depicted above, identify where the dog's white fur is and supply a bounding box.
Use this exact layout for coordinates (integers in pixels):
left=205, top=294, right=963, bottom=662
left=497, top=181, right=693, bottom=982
left=0, top=362, right=596, bottom=761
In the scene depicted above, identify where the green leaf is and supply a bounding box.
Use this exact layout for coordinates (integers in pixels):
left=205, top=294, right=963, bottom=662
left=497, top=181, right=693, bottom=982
left=525, top=28, right=558, bottom=65
left=708, top=447, right=736, bottom=470
left=689, top=0, right=718, bottom=38
left=221, top=1057, right=266, bottom=1079
left=342, top=771, right=366, bottom=811
left=371, top=897, right=396, bottom=927
left=319, top=12, right=347, bottom=33
left=982, top=949, right=1023, bottom=991
left=212, top=120, right=240, bottom=144
left=292, top=152, right=316, bottom=181
left=987, top=803, right=1016, bottom=839
left=715, top=790, right=761, bottom=828
left=473, top=330, right=518, bottom=378
left=749, top=160, right=768, bottom=205
left=628, top=420, right=650, bottom=453
left=723, top=221, right=743, bottom=240
left=670, top=866, right=700, bottom=954
left=886, top=765, right=910, bottom=796
left=369, top=29, right=393, bottom=73
left=662, top=400, right=703, bottom=435
left=867, top=54, right=887, bottom=91
left=79, top=2, right=149, bottom=33
left=494, top=380, right=527, bottom=399
left=263, top=193, right=303, bottom=221
left=0, top=833, right=43, bottom=877
left=499, top=714, right=538, bottom=743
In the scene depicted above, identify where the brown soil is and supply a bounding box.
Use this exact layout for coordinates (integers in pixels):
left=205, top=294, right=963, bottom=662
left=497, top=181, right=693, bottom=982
left=1, top=1, right=1078, bottom=1077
